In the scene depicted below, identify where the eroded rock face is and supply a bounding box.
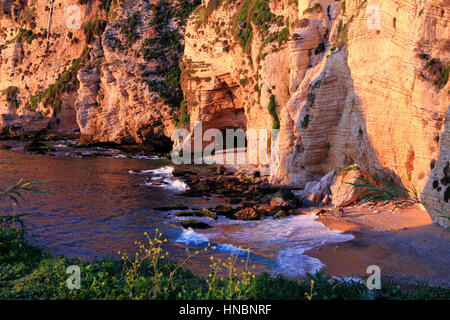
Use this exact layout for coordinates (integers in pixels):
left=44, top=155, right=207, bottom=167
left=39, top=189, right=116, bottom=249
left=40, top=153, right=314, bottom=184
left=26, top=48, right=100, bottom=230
left=0, top=0, right=96, bottom=137
left=75, top=0, right=181, bottom=146
left=278, top=0, right=449, bottom=189
left=422, top=107, right=450, bottom=228
left=181, top=0, right=449, bottom=226
left=180, top=0, right=295, bottom=155
left=0, top=0, right=188, bottom=147
left=330, top=165, right=374, bottom=208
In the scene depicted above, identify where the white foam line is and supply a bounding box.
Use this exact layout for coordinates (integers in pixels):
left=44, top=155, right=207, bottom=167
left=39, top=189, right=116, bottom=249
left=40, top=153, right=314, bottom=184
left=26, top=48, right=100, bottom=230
left=136, top=166, right=190, bottom=192
left=175, top=228, right=248, bottom=255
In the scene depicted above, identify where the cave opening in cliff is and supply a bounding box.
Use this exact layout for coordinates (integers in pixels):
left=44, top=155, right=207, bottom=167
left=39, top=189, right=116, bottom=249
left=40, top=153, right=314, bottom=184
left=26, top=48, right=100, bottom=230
left=220, top=128, right=247, bottom=151
left=198, top=104, right=248, bottom=155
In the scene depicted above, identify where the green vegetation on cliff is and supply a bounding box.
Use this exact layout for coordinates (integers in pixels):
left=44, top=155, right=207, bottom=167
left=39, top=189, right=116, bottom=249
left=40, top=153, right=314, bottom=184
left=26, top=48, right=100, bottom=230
left=233, top=0, right=276, bottom=52
left=83, top=19, right=107, bottom=44
left=141, top=0, right=200, bottom=107
left=177, top=100, right=190, bottom=128
left=25, top=47, right=92, bottom=113
left=2, top=86, right=19, bottom=109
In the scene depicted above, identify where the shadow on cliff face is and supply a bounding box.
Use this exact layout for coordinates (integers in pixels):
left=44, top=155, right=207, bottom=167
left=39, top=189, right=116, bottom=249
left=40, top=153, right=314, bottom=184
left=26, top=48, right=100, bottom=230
left=282, top=44, right=448, bottom=226
left=421, top=106, right=450, bottom=227
left=285, top=48, right=403, bottom=188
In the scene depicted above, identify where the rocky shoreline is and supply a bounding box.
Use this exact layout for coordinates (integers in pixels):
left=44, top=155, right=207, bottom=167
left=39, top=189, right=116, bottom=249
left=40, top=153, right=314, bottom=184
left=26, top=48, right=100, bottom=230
left=2, top=138, right=450, bottom=286
left=4, top=137, right=443, bottom=226
left=156, top=161, right=450, bottom=287
left=160, top=162, right=386, bottom=228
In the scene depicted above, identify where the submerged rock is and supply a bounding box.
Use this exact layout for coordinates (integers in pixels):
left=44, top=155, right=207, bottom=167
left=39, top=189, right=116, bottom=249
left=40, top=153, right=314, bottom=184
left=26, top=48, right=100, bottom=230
left=287, top=209, right=306, bottom=216
left=154, top=205, right=188, bottom=211
left=195, top=209, right=218, bottom=220
left=181, top=220, right=212, bottom=229
left=174, top=211, right=194, bottom=217
left=173, top=169, right=197, bottom=177
left=25, top=141, right=49, bottom=154
left=214, top=205, right=234, bottom=217
left=272, top=211, right=286, bottom=219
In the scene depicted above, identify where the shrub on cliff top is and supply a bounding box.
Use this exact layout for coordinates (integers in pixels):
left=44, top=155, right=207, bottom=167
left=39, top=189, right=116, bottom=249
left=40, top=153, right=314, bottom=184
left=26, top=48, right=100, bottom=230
left=335, top=19, right=350, bottom=49
left=301, top=114, right=310, bottom=129
left=305, top=3, right=322, bottom=13
left=341, top=1, right=346, bottom=14
left=422, top=57, right=450, bottom=89
left=2, top=86, right=19, bottom=101
left=438, top=63, right=449, bottom=89
left=100, top=0, right=114, bottom=12
left=276, top=27, right=290, bottom=46
left=2, top=86, right=19, bottom=109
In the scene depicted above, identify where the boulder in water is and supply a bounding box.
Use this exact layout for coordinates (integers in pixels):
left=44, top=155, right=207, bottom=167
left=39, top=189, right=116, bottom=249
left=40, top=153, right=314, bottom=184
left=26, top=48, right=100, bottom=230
left=214, top=205, right=234, bottom=217
left=234, top=207, right=259, bottom=221
left=25, top=141, right=49, bottom=154
left=195, top=208, right=218, bottom=220
left=174, top=211, right=195, bottom=217
left=181, top=220, right=212, bottom=229
left=154, top=205, right=188, bottom=211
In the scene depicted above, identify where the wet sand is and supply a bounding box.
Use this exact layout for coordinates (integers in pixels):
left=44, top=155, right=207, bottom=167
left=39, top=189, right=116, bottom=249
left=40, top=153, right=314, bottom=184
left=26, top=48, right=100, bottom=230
left=306, top=205, right=450, bottom=287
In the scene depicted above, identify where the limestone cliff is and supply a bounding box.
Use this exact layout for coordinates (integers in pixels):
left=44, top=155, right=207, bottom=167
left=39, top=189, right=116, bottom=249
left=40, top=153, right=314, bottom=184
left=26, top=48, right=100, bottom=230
left=0, top=0, right=197, bottom=148
left=180, top=0, right=449, bottom=226
left=1, top=0, right=449, bottom=226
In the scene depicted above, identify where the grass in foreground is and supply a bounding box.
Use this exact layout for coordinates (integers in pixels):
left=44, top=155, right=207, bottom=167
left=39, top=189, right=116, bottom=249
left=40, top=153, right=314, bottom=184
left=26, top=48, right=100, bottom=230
left=0, top=227, right=448, bottom=300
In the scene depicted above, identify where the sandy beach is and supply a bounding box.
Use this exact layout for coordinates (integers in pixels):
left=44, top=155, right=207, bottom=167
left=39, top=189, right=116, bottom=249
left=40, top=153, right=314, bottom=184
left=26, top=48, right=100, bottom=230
left=306, top=205, right=450, bottom=287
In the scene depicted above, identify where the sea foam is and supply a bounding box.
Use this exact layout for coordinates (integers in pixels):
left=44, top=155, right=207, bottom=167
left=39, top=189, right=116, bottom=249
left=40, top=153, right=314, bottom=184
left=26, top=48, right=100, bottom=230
left=132, top=166, right=190, bottom=192
left=196, top=214, right=354, bottom=277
